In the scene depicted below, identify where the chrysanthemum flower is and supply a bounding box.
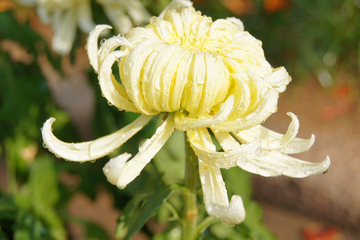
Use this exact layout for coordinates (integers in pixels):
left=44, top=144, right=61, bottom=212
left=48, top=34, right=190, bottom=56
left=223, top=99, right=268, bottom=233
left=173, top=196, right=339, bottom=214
left=42, top=0, right=330, bottom=225
left=17, top=0, right=150, bottom=54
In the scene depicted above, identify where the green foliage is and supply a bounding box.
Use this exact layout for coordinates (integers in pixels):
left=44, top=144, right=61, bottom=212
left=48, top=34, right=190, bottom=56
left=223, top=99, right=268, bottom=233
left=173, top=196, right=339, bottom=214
left=116, top=184, right=181, bottom=240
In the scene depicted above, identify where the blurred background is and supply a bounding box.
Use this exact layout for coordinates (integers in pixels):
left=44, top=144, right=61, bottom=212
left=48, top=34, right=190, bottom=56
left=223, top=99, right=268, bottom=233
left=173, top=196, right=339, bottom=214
left=0, top=0, right=359, bottom=239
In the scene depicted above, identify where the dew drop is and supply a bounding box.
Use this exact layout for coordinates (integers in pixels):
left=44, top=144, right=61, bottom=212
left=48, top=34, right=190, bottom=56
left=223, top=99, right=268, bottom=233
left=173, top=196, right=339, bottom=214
left=129, top=61, right=134, bottom=67
left=100, top=39, right=106, bottom=45
left=139, top=139, right=151, bottom=152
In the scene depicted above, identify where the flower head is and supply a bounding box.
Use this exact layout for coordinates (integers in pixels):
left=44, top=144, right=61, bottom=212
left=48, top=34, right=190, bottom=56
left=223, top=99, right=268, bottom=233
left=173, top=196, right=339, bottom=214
left=42, top=0, right=330, bottom=225
left=17, top=0, right=150, bottom=54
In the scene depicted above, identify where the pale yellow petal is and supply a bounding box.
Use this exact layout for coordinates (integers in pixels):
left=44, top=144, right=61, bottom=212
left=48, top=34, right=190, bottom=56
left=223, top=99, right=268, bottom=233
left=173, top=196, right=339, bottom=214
left=42, top=115, right=152, bottom=161
left=188, top=128, right=261, bottom=169
left=175, top=95, right=234, bottom=131
left=234, top=113, right=315, bottom=154
left=52, top=8, right=77, bottom=55
left=182, top=51, right=206, bottom=113
left=103, top=113, right=175, bottom=188
left=98, top=50, right=141, bottom=112
left=87, top=24, right=112, bottom=72
left=213, top=129, right=329, bottom=177
left=120, top=38, right=164, bottom=115
left=142, top=44, right=183, bottom=112
left=226, top=17, right=244, bottom=31
left=158, top=0, right=193, bottom=18
left=199, top=160, right=245, bottom=225
left=97, top=36, right=132, bottom=68
left=264, top=67, right=292, bottom=93
left=213, top=90, right=278, bottom=132
left=251, top=151, right=331, bottom=178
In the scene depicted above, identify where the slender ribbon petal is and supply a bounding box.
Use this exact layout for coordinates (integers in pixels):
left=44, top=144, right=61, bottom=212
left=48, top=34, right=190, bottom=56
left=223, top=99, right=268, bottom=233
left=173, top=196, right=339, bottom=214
left=213, top=90, right=279, bottom=132
left=97, top=36, right=132, bottom=68
left=188, top=128, right=261, bottom=169
left=103, top=113, right=175, bottom=189
left=87, top=24, right=112, bottom=72
left=248, top=151, right=331, bottom=178
left=199, top=160, right=245, bottom=225
left=234, top=112, right=315, bottom=154
left=213, top=130, right=330, bottom=177
left=42, top=115, right=152, bottom=161
left=98, top=50, right=140, bottom=112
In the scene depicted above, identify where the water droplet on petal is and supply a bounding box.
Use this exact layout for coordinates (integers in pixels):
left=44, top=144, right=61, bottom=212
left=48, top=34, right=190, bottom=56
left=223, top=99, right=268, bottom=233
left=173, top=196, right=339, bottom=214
left=139, top=139, right=151, bottom=152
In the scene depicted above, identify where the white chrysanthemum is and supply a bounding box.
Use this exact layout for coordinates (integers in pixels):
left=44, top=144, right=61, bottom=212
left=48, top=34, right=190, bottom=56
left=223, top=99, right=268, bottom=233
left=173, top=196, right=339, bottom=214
left=17, top=0, right=150, bottom=54
left=42, top=0, right=330, bottom=225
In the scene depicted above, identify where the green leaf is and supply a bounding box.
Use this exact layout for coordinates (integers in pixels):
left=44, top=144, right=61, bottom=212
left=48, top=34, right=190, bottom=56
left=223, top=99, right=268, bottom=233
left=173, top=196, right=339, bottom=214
left=19, top=156, right=67, bottom=240
left=118, top=184, right=181, bottom=240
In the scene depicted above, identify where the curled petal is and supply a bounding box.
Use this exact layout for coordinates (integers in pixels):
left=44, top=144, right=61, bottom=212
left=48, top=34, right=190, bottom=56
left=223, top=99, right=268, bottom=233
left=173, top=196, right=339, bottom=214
left=280, top=134, right=315, bottom=154
left=98, top=50, right=140, bottom=112
left=228, top=72, right=252, bottom=119
left=188, top=128, right=261, bottom=169
left=264, top=67, right=292, bottom=93
left=159, top=0, right=193, bottom=18
left=102, top=153, right=131, bottom=185
left=250, top=151, right=331, bottom=178
left=42, top=115, right=152, bottom=161
left=175, top=95, right=234, bottom=131
left=98, top=36, right=132, bottom=68
left=213, top=90, right=279, bottom=132
left=103, top=113, right=175, bottom=189
left=214, top=130, right=330, bottom=177
left=234, top=113, right=315, bottom=154
left=120, top=38, right=165, bottom=115
left=199, top=160, right=245, bottom=225
left=226, top=17, right=244, bottom=31
left=87, top=24, right=112, bottom=72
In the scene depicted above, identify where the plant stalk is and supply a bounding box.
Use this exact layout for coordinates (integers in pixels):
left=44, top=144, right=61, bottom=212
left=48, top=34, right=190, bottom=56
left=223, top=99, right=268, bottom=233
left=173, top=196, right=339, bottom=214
left=182, top=133, right=198, bottom=240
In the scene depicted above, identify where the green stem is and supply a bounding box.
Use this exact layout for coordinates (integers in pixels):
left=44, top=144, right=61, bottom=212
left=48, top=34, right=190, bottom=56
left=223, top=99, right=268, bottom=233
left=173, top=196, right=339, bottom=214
left=182, top=133, right=198, bottom=240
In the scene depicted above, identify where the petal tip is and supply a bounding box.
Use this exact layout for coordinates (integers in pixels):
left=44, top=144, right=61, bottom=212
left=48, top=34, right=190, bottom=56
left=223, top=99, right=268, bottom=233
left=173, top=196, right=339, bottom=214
left=103, top=153, right=132, bottom=188
left=207, top=195, right=246, bottom=225
left=321, top=156, right=331, bottom=174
